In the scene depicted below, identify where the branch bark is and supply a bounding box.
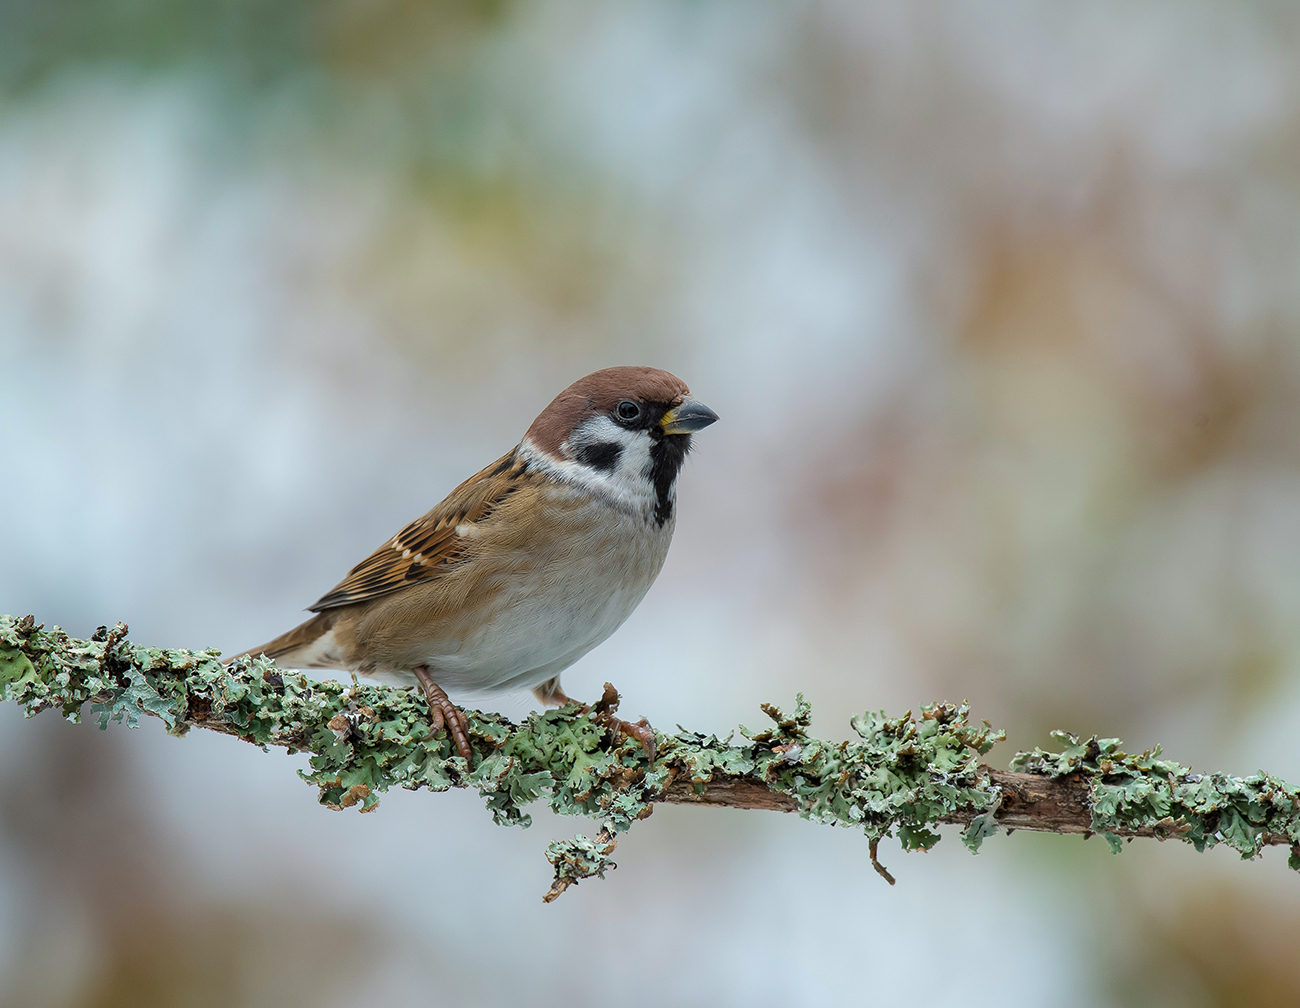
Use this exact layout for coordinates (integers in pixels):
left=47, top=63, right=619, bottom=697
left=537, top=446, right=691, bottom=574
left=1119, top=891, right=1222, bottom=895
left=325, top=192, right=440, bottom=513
left=2, top=614, right=1297, bottom=899
left=660, top=766, right=1293, bottom=845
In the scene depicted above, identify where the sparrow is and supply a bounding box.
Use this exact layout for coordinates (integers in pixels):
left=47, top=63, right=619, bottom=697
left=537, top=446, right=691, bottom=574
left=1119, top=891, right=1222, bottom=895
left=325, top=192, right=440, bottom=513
left=229, top=366, right=718, bottom=762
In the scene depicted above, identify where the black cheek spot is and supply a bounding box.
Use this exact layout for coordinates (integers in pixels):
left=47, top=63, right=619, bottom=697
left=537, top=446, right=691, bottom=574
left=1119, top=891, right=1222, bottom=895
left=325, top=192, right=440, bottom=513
left=575, top=441, right=623, bottom=473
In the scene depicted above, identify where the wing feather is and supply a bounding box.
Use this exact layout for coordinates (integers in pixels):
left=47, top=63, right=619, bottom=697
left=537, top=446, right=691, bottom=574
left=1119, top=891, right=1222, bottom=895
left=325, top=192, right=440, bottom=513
left=308, top=449, right=530, bottom=611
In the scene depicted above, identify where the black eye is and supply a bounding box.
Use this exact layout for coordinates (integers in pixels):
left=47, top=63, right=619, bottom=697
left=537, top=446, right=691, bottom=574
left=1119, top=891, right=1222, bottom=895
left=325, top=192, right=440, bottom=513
left=615, top=400, right=642, bottom=423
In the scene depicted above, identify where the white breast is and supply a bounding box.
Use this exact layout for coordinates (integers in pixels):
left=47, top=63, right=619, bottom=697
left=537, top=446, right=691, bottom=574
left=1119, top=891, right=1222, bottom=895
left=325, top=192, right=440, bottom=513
left=413, top=488, right=675, bottom=694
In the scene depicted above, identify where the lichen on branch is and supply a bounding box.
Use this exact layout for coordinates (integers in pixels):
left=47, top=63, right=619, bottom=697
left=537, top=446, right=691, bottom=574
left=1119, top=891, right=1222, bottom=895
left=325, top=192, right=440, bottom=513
left=2, top=614, right=1298, bottom=899
left=1011, top=733, right=1300, bottom=868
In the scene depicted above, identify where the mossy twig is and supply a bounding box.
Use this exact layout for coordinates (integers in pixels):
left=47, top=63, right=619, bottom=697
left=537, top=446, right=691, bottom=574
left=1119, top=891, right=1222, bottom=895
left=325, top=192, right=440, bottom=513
left=3, top=615, right=1298, bottom=899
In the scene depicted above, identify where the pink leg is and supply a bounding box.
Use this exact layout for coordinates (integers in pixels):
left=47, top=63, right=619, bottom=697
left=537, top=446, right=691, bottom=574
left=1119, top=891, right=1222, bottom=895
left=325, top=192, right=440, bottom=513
left=413, top=665, right=473, bottom=761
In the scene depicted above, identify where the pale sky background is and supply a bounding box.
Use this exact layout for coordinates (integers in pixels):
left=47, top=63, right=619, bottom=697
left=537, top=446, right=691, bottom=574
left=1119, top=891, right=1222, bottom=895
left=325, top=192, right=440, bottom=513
left=4, top=2, right=1300, bottom=1006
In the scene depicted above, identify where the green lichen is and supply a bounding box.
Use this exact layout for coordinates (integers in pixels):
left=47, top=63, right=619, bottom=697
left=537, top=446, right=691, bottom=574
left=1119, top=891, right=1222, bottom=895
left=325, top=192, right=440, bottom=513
left=702, top=696, right=1006, bottom=878
left=3, top=615, right=1299, bottom=893
left=544, top=828, right=618, bottom=900
left=0, top=616, right=672, bottom=828
left=1012, top=731, right=1300, bottom=865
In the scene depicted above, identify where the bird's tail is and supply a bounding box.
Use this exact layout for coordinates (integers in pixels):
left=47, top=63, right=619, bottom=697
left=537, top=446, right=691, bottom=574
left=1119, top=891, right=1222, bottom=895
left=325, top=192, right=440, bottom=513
left=224, top=611, right=341, bottom=669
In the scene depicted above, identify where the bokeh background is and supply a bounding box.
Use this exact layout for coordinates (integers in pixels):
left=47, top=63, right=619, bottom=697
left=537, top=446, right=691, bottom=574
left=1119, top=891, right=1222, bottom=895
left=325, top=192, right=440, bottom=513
left=3, top=1, right=1300, bottom=1005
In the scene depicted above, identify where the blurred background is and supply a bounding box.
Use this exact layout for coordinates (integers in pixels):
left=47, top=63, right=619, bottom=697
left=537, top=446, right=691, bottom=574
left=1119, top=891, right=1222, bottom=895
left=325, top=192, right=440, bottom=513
left=3, top=0, right=1300, bottom=1005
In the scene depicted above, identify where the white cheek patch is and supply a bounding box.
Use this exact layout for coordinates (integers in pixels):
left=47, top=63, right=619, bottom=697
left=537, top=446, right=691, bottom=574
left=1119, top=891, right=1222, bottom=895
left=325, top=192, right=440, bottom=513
left=565, top=415, right=629, bottom=457
left=527, top=419, right=661, bottom=518
left=569, top=417, right=653, bottom=479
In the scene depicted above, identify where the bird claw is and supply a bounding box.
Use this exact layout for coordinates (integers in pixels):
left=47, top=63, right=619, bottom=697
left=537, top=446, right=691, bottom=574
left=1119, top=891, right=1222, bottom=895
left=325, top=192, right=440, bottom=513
left=591, top=682, right=657, bottom=761
left=617, top=717, right=657, bottom=762
left=592, top=682, right=621, bottom=718
left=413, top=665, right=473, bottom=761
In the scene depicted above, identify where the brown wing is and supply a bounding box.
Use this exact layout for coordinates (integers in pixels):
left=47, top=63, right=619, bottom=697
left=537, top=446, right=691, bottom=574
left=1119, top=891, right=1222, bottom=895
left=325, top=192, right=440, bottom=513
left=308, top=449, right=530, bottom=612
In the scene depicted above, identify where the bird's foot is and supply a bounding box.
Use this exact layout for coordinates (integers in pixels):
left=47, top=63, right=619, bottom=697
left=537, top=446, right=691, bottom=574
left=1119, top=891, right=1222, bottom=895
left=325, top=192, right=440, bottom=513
left=413, top=665, right=473, bottom=761
left=591, top=682, right=656, bottom=762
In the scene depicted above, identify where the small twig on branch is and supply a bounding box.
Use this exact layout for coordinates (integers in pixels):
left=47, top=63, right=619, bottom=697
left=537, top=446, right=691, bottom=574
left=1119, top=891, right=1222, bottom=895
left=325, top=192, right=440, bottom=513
left=544, top=826, right=618, bottom=902
left=3, top=614, right=1298, bottom=901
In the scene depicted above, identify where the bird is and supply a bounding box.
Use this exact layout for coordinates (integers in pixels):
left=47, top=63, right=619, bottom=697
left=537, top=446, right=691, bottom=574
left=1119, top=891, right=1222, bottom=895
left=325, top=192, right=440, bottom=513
left=228, top=366, right=718, bottom=762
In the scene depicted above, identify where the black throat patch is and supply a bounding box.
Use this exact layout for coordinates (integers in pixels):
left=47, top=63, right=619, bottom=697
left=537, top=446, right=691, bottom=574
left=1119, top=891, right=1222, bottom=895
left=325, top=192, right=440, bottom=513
left=647, top=433, right=691, bottom=526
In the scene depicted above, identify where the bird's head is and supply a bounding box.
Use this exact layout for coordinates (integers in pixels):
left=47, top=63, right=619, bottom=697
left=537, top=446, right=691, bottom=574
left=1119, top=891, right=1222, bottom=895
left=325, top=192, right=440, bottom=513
left=522, top=366, right=719, bottom=524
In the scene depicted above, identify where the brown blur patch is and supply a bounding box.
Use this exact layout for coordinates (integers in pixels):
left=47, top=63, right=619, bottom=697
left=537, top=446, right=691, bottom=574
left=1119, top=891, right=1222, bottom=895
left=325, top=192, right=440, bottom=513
left=959, top=224, right=1267, bottom=489
left=959, top=232, right=1091, bottom=357
left=793, top=205, right=1297, bottom=740
left=77, top=909, right=368, bottom=1008
left=1109, top=884, right=1300, bottom=1008
left=815, top=402, right=915, bottom=564
left=0, top=715, right=383, bottom=1008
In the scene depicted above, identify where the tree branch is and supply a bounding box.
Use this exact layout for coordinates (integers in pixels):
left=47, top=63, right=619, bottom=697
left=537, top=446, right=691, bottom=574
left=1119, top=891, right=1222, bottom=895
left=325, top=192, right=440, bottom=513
left=2, top=615, right=1297, bottom=899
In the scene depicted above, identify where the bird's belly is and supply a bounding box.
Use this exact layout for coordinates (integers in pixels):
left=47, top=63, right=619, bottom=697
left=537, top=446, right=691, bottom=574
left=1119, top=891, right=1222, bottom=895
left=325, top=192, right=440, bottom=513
left=412, top=517, right=672, bottom=693
left=428, top=585, right=643, bottom=693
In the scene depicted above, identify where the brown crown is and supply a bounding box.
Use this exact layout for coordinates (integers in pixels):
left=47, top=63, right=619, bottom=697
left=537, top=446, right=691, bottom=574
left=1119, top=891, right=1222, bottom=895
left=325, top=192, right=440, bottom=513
left=524, top=366, right=690, bottom=455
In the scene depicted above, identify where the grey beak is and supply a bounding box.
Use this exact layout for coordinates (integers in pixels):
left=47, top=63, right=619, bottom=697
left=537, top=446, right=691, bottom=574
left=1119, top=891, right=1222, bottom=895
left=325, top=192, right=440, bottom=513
left=660, top=396, right=720, bottom=435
